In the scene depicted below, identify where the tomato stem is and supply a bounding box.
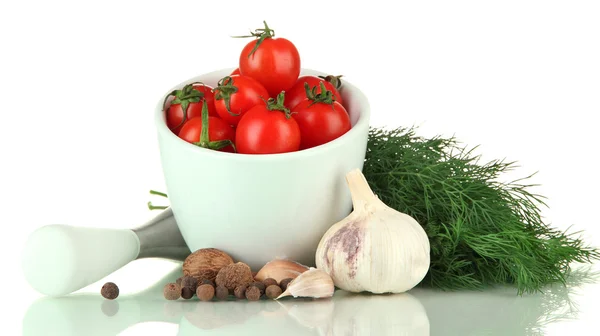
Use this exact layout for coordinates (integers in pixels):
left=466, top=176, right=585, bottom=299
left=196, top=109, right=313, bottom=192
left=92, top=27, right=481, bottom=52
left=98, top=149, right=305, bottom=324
left=266, top=91, right=294, bottom=119
left=214, top=76, right=240, bottom=116
left=163, top=83, right=206, bottom=131
left=304, top=82, right=336, bottom=107
left=318, top=75, right=344, bottom=90
left=192, top=99, right=237, bottom=153
left=231, top=20, right=275, bottom=58
left=150, top=190, right=168, bottom=198
left=148, top=190, right=169, bottom=210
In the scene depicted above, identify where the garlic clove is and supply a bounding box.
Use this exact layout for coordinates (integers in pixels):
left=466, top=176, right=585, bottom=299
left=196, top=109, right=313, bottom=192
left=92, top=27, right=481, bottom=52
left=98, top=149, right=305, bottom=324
left=254, top=259, right=309, bottom=283
left=276, top=268, right=335, bottom=300
left=315, top=169, right=431, bottom=294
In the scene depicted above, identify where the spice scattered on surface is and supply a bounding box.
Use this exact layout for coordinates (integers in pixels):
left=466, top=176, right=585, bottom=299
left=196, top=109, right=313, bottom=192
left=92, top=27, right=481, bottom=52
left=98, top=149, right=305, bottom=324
left=216, top=285, right=229, bottom=300
left=279, top=278, right=293, bottom=291
left=215, top=262, right=254, bottom=291
left=183, top=248, right=234, bottom=283
left=201, top=279, right=215, bottom=287
left=234, top=285, right=247, bottom=299
left=245, top=286, right=261, bottom=301
left=266, top=285, right=282, bottom=299
left=176, top=277, right=183, bottom=286
left=181, top=276, right=199, bottom=291
left=197, top=284, right=215, bottom=301
left=163, top=283, right=181, bottom=300
left=101, top=282, right=119, bottom=300
left=250, top=281, right=266, bottom=295
left=263, top=278, right=278, bottom=288
left=181, top=286, right=195, bottom=299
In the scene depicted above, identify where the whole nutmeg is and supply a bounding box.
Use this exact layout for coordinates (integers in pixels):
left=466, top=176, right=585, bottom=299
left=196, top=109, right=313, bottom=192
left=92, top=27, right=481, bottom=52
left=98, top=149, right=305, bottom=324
left=197, top=284, right=215, bottom=301
left=265, top=285, right=282, bottom=299
left=262, top=278, right=278, bottom=288
left=163, top=283, right=181, bottom=300
left=183, top=248, right=234, bottom=282
left=215, top=262, right=254, bottom=291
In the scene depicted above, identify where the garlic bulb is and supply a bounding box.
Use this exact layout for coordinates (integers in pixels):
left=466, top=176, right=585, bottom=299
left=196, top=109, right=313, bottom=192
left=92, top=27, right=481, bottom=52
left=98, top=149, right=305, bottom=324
left=315, top=169, right=430, bottom=294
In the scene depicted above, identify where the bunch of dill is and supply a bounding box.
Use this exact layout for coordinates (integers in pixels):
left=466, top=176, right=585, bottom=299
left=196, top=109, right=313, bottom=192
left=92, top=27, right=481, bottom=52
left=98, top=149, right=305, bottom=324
left=362, top=126, right=599, bottom=294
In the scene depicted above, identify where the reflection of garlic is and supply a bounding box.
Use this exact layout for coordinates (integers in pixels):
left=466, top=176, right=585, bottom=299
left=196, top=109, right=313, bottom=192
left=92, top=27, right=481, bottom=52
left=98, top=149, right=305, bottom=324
left=315, top=169, right=430, bottom=294
left=276, top=268, right=334, bottom=299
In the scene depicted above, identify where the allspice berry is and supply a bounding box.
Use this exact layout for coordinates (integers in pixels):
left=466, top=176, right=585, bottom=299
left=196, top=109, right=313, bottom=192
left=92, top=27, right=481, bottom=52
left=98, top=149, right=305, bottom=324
left=262, top=278, right=278, bottom=288
left=196, top=284, right=215, bottom=301
left=215, top=285, right=229, bottom=300
left=245, top=286, right=261, bottom=301
left=181, top=276, right=199, bottom=291
left=201, top=279, right=215, bottom=287
left=181, top=286, right=195, bottom=300
left=101, top=282, right=119, bottom=300
left=176, top=277, right=183, bottom=286
left=215, top=262, right=254, bottom=292
left=279, top=278, right=294, bottom=291
left=163, top=283, right=181, bottom=300
left=249, top=281, right=266, bottom=295
left=266, top=285, right=282, bottom=299
left=234, top=285, right=247, bottom=299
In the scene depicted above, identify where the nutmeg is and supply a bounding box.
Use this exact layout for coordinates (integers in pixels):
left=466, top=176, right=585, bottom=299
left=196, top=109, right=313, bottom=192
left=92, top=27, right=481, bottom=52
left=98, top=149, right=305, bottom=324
left=183, top=248, right=234, bottom=283
left=215, top=262, right=254, bottom=291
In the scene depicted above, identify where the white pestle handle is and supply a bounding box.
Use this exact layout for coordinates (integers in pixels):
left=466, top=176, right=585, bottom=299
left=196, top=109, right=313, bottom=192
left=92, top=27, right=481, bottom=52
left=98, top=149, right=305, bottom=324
left=22, top=225, right=140, bottom=297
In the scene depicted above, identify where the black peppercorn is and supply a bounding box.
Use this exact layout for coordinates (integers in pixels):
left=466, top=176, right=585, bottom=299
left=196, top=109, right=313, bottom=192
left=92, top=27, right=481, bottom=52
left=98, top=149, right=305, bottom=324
left=181, top=286, right=195, bottom=299
left=216, top=285, right=229, bottom=300
left=101, top=282, right=119, bottom=300
left=181, top=276, right=198, bottom=291
left=279, top=278, right=294, bottom=291
left=249, top=281, right=266, bottom=295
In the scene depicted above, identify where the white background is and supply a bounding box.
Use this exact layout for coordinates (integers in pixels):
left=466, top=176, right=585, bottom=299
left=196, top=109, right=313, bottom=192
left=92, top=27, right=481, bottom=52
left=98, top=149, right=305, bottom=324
left=1, top=0, right=599, bottom=334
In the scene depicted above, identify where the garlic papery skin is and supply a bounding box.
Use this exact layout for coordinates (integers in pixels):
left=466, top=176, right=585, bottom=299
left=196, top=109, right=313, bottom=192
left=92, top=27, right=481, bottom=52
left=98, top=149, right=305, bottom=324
left=315, top=169, right=431, bottom=294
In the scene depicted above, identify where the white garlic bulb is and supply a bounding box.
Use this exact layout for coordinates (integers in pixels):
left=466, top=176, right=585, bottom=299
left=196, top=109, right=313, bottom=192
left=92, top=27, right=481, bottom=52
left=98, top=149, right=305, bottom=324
left=315, top=169, right=430, bottom=294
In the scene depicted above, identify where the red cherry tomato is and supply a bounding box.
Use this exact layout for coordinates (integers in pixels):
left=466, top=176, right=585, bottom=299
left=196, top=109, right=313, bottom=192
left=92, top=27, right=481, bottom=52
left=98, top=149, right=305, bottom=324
left=285, top=75, right=343, bottom=110
left=292, top=83, right=351, bottom=149
left=238, top=21, right=300, bottom=97
left=213, top=75, right=269, bottom=127
left=164, top=83, right=217, bottom=134
left=230, top=68, right=241, bottom=75
left=236, top=93, right=301, bottom=154
left=178, top=101, right=236, bottom=153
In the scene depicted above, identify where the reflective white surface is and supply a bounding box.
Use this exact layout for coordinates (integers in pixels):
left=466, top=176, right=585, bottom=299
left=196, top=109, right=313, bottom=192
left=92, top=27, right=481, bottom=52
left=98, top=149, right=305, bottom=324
left=20, top=264, right=600, bottom=335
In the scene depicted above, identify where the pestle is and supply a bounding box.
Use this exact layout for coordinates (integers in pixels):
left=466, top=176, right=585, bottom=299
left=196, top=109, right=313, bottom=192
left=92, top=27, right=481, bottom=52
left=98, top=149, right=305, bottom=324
left=21, top=208, right=191, bottom=297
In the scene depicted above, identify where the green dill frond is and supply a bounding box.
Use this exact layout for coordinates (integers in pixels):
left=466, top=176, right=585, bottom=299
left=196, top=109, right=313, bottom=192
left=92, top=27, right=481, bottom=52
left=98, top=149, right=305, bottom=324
left=363, top=126, right=600, bottom=294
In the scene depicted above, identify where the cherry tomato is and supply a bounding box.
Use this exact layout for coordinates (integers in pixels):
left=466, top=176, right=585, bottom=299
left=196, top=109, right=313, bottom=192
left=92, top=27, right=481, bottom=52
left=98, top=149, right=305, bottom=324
left=164, top=82, right=217, bottom=134
left=292, top=83, right=351, bottom=149
left=230, top=68, right=241, bottom=75
left=238, top=21, right=300, bottom=97
left=178, top=101, right=236, bottom=153
left=285, top=75, right=343, bottom=110
left=213, top=75, right=269, bottom=127
left=236, top=92, right=301, bottom=154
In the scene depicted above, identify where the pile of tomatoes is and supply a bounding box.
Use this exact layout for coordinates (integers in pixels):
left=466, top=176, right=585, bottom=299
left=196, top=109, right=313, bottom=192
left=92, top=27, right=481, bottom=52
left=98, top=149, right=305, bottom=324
left=163, top=21, right=351, bottom=155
